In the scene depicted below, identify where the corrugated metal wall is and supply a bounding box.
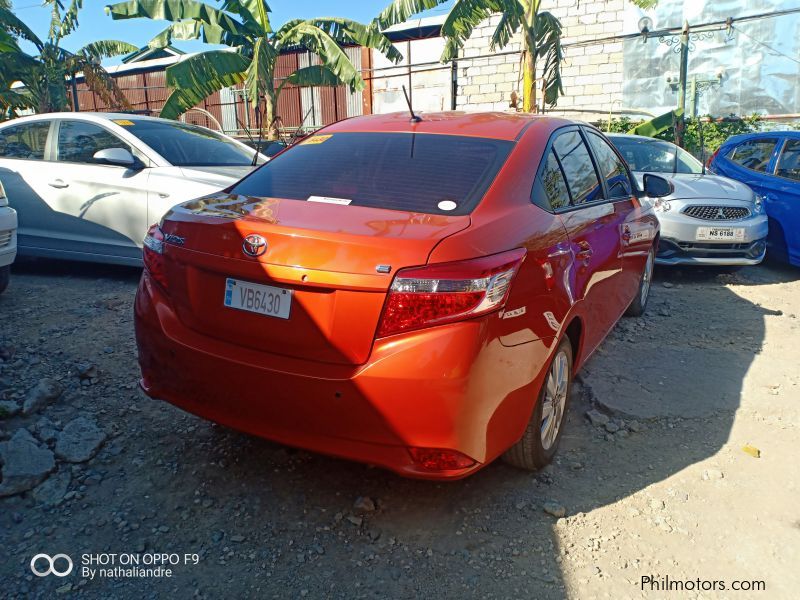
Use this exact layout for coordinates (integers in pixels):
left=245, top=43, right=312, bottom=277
left=67, top=49, right=367, bottom=136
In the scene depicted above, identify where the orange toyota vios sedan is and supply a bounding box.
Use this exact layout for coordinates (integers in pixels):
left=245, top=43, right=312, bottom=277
left=134, top=112, right=668, bottom=479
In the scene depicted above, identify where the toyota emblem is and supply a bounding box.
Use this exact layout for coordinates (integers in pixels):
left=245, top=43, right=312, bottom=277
left=242, top=234, right=268, bottom=257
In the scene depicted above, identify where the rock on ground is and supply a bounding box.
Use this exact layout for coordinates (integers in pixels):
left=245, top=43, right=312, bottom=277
left=0, top=400, right=21, bottom=418
left=55, top=417, right=107, bottom=463
left=22, top=378, right=63, bottom=415
left=32, top=470, right=71, bottom=506
left=0, top=429, right=56, bottom=497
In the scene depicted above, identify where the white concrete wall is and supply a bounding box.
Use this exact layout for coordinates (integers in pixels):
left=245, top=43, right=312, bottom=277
left=452, top=0, right=628, bottom=120
left=454, top=14, right=523, bottom=112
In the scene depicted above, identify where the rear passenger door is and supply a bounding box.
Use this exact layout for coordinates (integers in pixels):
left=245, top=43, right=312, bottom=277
left=584, top=128, right=646, bottom=301
left=549, top=128, right=628, bottom=355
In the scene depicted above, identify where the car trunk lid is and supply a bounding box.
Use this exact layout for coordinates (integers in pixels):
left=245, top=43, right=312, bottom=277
left=158, top=194, right=471, bottom=365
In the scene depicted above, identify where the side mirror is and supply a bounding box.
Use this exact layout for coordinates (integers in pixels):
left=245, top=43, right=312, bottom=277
left=93, top=148, right=139, bottom=168
left=642, top=173, right=673, bottom=198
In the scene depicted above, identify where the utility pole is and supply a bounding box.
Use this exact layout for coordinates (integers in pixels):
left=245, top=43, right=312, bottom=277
left=70, top=74, right=80, bottom=112
left=676, top=20, right=689, bottom=147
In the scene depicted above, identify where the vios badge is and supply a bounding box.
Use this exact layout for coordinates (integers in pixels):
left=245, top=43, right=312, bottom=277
left=242, top=234, right=267, bottom=257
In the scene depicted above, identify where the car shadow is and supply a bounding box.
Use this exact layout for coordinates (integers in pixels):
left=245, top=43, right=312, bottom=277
left=6, top=260, right=787, bottom=599
left=94, top=266, right=784, bottom=598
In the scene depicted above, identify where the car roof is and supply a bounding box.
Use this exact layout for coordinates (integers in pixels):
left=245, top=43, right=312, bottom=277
left=0, top=112, right=179, bottom=127
left=606, top=133, right=669, bottom=142
left=725, top=130, right=800, bottom=144
left=323, top=111, right=575, bottom=142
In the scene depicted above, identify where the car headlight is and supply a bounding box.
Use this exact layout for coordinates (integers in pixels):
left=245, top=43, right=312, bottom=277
left=653, top=198, right=671, bottom=212
left=753, top=194, right=765, bottom=215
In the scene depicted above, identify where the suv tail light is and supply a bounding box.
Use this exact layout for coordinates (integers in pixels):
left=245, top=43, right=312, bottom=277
left=377, top=248, right=526, bottom=337
left=143, top=224, right=167, bottom=288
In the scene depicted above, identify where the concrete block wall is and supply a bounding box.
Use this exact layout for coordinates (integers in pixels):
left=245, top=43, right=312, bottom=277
left=548, top=0, right=626, bottom=121
left=454, top=14, right=523, bottom=112
left=455, top=0, right=627, bottom=121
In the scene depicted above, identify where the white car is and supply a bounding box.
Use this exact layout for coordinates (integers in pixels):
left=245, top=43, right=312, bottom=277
left=0, top=113, right=263, bottom=266
left=0, top=180, right=17, bottom=293
left=609, top=134, right=768, bottom=266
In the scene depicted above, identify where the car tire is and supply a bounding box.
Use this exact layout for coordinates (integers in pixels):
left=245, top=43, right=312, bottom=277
left=0, top=265, right=9, bottom=294
left=625, top=245, right=655, bottom=317
left=503, top=337, right=573, bottom=471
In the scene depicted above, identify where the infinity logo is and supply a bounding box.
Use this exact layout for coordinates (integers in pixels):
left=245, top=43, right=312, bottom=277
left=30, top=553, right=73, bottom=577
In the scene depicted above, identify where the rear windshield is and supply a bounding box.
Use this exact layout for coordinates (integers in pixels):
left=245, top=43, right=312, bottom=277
left=230, top=132, right=513, bottom=215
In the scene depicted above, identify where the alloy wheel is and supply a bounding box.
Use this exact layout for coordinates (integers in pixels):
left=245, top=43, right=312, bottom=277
left=540, top=350, right=569, bottom=450
left=641, top=249, right=654, bottom=306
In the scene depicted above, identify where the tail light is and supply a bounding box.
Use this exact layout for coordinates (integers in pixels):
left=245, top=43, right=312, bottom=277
left=408, top=448, right=476, bottom=472
left=143, top=224, right=167, bottom=288
left=377, top=248, right=526, bottom=337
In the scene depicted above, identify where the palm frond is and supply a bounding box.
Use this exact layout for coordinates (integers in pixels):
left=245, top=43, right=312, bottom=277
left=244, top=36, right=277, bottom=103
left=74, top=57, right=132, bottom=110
left=0, top=7, right=44, bottom=48
left=275, top=64, right=339, bottom=99
left=376, top=0, right=448, bottom=30
left=489, top=0, right=525, bottom=51
left=277, top=22, right=363, bottom=92
left=439, top=0, right=496, bottom=62
left=78, top=40, right=139, bottom=62
left=161, top=49, right=249, bottom=118
left=221, top=0, right=271, bottom=33
left=104, top=0, right=250, bottom=37
left=533, top=11, right=563, bottom=107
left=48, top=1, right=62, bottom=43
left=59, top=0, right=84, bottom=40
left=302, top=18, right=402, bottom=63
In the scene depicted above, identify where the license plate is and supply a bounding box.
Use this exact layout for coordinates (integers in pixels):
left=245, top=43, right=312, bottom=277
left=224, top=278, right=292, bottom=319
left=696, top=227, right=745, bottom=241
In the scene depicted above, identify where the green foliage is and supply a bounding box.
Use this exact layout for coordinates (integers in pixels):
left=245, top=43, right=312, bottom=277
left=0, top=1, right=135, bottom=115
left=598, top=114, right=763, bottom=154
left=106, top=0, right=400, bottom=129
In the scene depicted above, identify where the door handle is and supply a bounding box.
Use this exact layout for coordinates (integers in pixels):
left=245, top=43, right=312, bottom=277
left=48, top=179, right=69, bottom=189
left=576, top=242, right=593, bottom=261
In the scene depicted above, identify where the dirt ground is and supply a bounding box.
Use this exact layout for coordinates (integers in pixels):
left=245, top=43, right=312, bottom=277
left=1, top=258, right=798, bottom=599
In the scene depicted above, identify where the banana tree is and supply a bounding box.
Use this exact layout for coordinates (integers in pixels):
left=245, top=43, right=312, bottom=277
left=377, top=0, right=658, bottom=112
left=0, top=1, right=137, bottom=114
left=105, top=0, right=402, bottom=136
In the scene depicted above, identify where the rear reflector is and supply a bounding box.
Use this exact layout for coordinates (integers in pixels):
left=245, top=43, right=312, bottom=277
left=143, top=224, right=167, bottom=289
left=377, top=248, right=526, bottom=337
left=408, top=448, right=477, bottom=472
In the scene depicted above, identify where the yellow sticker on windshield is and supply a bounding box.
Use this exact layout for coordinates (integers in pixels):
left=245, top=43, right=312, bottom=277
left=112, top=119, right=135, bottom=126
left=301, top=134, right=332, bottom=145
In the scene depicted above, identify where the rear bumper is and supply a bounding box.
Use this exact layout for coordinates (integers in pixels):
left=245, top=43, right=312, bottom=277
left=134, top=273, right=552, bottom=479
left=0, top=207, right=17, bottom=268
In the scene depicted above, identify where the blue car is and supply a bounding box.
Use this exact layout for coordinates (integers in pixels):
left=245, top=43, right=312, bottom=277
left=708, top=132, right=800, bottom=266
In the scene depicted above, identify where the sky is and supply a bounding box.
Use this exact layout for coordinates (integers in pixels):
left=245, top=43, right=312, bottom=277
left=13, top=0, right=454, bottom=63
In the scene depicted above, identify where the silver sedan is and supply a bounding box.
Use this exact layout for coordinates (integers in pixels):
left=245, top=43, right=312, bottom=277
left=609, top=134, right=768, bottom=266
